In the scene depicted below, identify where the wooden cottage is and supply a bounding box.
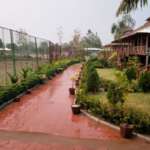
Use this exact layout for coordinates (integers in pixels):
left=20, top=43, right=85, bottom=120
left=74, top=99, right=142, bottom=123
left=108, top=17, right=150, bottom=67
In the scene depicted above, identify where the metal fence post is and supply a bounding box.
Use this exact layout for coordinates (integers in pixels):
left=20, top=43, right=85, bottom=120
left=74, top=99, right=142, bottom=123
left=35, top=37, right=39, bottom=68
left=10, top=29, right=16, bottom=76
left=48, top=42, right=53, bottom=63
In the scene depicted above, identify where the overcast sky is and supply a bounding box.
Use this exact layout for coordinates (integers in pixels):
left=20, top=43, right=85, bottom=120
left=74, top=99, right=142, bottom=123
left=0, top=0, right=150, bottom=44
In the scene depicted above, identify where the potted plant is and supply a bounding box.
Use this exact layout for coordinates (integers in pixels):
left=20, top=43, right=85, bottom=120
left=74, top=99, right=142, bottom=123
left=71, top=104, right=81, bottom=114
left=26, top=89, right=32, bottom=94
left=39, top=74, right=47, bottom=84
left=14, top=96, right=20, bottom=102
left=120, top=123, right=134, bottom=138
left=80, top=64, right=84, bottom=71
left=75, top=73, right=80, bottom=86
left=107, top=83, right=134, bottom=138
left=56, top=67, right=63, bottom=73
left=69, top=76, right=76, bottom=95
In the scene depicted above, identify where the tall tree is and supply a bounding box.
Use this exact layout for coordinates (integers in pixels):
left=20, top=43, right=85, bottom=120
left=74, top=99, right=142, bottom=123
left=111, top=14, right=135, bottom=40
left=117, top=0, right=148, bottom=16
left=81, top=29, right=102, bottom=48
left=70, top=29, right=82, bottom=50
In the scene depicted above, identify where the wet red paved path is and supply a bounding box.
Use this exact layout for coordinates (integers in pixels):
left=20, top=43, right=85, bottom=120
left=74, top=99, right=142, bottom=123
left=0, top=64, right=149, bottom=150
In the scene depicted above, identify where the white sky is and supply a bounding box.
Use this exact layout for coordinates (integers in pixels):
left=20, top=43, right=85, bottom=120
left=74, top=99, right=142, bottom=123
left=0, top=0, right=150, bottom=44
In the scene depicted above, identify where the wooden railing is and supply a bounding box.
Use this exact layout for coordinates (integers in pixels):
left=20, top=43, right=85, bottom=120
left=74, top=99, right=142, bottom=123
left=131, top=46, right=146, bottom=55
left=116, top=46, right=146, bottom=57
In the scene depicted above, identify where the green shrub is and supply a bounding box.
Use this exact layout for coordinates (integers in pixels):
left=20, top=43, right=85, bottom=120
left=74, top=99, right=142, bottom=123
left=115, top=71, right=129, bottom=90
left=101, top=79, right=113, bottom=91
left=107, top=82, right=125, bottom=105
left=127, top=56, right=140, bottom=68
left=99, top=58, right=113, bottom=68
left=125, top=67, right=137, bottom=81
left=76, top=60, right=150, bottom=134
left=0, top=58, right=80, bottom=106
left=128, top=80, right=140, bottom=92
left=86, top=65, right=100, bottom=92
left=21, top=68, right=32, bottom=80
left=123, top=107, right=150, bottom=134
left=139, top=72, right=150, bottom=92
left=8, top=73, right=18, bottom=84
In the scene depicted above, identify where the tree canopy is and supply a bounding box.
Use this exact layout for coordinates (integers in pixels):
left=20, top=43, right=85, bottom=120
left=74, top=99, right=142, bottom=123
left=117, top=0, right=148, bottom=16
left=111, top=14, right=135, bottom=40
left=69, top=29, right=81, bottom=50
left=81, top=29, right=102, bottom=48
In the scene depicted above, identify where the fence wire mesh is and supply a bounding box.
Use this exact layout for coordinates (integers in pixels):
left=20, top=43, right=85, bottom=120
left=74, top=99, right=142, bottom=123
left=0, top=26, right=56, bottom=86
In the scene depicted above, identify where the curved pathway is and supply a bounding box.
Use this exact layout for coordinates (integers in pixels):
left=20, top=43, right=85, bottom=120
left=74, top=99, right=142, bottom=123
left=0, top=64, right=149, bottom=150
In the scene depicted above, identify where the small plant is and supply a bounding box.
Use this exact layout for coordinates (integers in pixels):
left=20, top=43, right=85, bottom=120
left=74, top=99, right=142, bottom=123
left=115, top=71, right=129, bottom=90
left=86, top=65, right=100, bottom=92
left=8, top=73, right=18, bottom=84
left=107, top=82, right=125, bottom=106
left=70, top=76, right=76, bottom=88
left=99, top=58, right=112, bottom=68
left=127, top=56, right=140, bottom=68
left=125, top=67, right=136, bottom=81
left=21, top=68, right=31, bottom=80
left=129, top=80, right=139, bottom=92
left=139, top=71, right=150, bottom=92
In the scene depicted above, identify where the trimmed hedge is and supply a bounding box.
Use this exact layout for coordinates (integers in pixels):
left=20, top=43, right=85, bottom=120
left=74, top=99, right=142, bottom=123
left=0, top=59, right=80, bottom=106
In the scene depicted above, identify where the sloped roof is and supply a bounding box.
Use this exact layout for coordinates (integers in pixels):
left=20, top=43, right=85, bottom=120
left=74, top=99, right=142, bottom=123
left=113, top=17, right=150, bottom=42
left=84, top=48, right=102, bottom=51
left=104, top=43, right=129, bottom=48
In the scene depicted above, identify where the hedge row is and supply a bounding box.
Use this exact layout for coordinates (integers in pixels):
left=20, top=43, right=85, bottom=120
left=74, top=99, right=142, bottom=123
left=0, top=59, right=80, bottom=106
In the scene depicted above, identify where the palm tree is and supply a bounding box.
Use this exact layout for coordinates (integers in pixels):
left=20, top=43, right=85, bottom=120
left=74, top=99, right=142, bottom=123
left=111, top=15, right=135, bottom=40
left=117, top=0, right=148, bottom=16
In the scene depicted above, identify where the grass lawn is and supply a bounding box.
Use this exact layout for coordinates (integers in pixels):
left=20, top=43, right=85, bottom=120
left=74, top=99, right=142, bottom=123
left=125, top=93, right=150, bottom=113
left=88, top=92, right=150, bottom=115
left=95, top=68, right=150, bottom=115
left=97, top=68, right=118, bottom=82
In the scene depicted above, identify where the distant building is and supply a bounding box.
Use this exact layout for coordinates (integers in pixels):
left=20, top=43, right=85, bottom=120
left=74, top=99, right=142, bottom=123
left=84, top=48, right=103, bottom=57
left=106, top=17, right=150, bottom=67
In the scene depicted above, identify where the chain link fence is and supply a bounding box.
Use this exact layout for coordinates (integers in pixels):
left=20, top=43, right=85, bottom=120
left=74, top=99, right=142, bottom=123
left=0, top=26, right=62, bottom=86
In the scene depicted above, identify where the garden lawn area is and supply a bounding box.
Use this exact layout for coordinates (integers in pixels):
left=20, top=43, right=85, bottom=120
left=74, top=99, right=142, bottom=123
left=125, top=93, right=150, bottom=113
left=88, top=92, right=150, bottom=115
left=97, top=68, right=118, bottom=82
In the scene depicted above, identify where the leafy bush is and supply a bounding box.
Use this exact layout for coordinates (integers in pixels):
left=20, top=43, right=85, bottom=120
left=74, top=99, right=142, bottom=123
left=127, top=56, right=140, bottom=68
left=115, top=71, right=129, bottom=90
left=21, top=68, right=32, bottom=80
left=85, top=58, right=112, bottom=68
left=0, top=58, right=80, bottom=106
left=8, top=73, right=18, bottom=84
left=76, top=60, right=150, bottom=134
left=125, top=67, right=137, bottom=81
left=128, top=80, right=140, bottom=92
left=123, top=107, right=150, bottom=134
left=0, top=73, right=42, bottom=105
left=107, top=82, right=125, bottom=105
left=139, top=72, right=150, bottom=92
left=86, top=64, right=100, bottom=92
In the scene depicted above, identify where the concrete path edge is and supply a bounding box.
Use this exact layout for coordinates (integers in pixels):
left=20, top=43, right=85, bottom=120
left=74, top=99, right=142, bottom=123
left=81, top=110, right=150, bottom=142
